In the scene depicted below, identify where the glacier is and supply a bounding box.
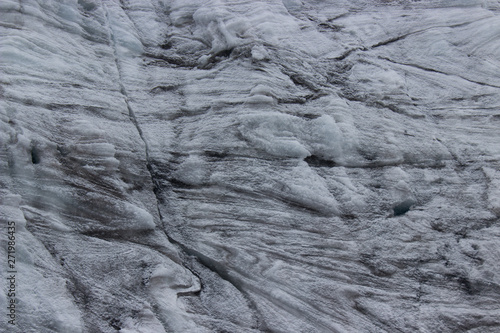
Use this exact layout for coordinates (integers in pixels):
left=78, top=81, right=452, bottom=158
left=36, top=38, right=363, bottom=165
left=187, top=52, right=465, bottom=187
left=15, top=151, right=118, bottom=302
left=1, top=0, right=500, bottom=332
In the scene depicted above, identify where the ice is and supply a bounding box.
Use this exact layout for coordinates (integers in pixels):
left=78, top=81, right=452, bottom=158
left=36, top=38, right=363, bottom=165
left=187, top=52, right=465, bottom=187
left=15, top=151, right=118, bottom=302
left=239, top=113, right=345, bottom=162
left=2, top=0, right=500, bottom=332
left=104, top=1, right=143, bottom=57
left=172, top=155, right=208, bottom=186
left=0, top=194, right=26, bottom=229
left=239, top=113, right=311, bottom=159
left=282, top=161, right=340, bottom=215
left=251, top=45, right=269, bottom=61
left=145, top=264, right=203, bottom=332
left=120, top=308, right=168, bottom=333
left=483, top=167, right=500, bottom=216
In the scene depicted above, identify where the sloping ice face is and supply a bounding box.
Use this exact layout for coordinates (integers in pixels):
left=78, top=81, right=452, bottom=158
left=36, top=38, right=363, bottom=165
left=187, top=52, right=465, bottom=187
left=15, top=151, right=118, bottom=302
left=1, top=0, right=500, bottom=332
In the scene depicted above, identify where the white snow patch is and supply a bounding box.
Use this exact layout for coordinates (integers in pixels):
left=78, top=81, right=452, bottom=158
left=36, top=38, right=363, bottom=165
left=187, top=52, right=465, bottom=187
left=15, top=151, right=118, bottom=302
left=280, top=162, right=340, bottom=215
left=172, top=155, right=207, bottom=186
left=171, top=0, right=336, bottom=59
left=146, top=264, right=203, bottom=332
left=251, top=45, right=269, bottom=60
left=121, top=202, right=156, bottom=230
left=239, top=113, right=347, bottom=162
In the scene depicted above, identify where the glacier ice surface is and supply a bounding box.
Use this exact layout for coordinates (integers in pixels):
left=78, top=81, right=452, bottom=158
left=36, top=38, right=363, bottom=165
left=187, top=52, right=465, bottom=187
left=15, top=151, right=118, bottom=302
left=1, top=0, right=500, bottom=332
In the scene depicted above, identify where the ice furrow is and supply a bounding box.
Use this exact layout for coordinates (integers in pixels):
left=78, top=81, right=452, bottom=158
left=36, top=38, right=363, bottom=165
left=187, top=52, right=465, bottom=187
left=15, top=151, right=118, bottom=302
left=379, top=56, right=500, bottom=89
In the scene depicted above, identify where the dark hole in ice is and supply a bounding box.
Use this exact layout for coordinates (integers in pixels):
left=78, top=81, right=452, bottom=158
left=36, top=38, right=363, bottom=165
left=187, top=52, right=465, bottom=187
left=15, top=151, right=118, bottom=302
left=393, top=199, right=414, bottom=216
left=302, top=113, right=321, bottom=119
left=31, top=146, right=40, bottom=164
left=304, top=155, right=336, bottom=167
left=150, top=85, right=176, bottom=94
left=205, top=150, right=227, bottom=159
left=214, top=48, right=233, bottom=58
left=160, top=41, right=172, bottom=50
left=109, top=318, right=121, bottom=330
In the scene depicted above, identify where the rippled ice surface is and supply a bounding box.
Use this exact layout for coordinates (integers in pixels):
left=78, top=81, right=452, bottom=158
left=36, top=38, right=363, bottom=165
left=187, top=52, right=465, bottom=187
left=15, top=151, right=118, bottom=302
left=1, top=0, right=500, bottom=332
